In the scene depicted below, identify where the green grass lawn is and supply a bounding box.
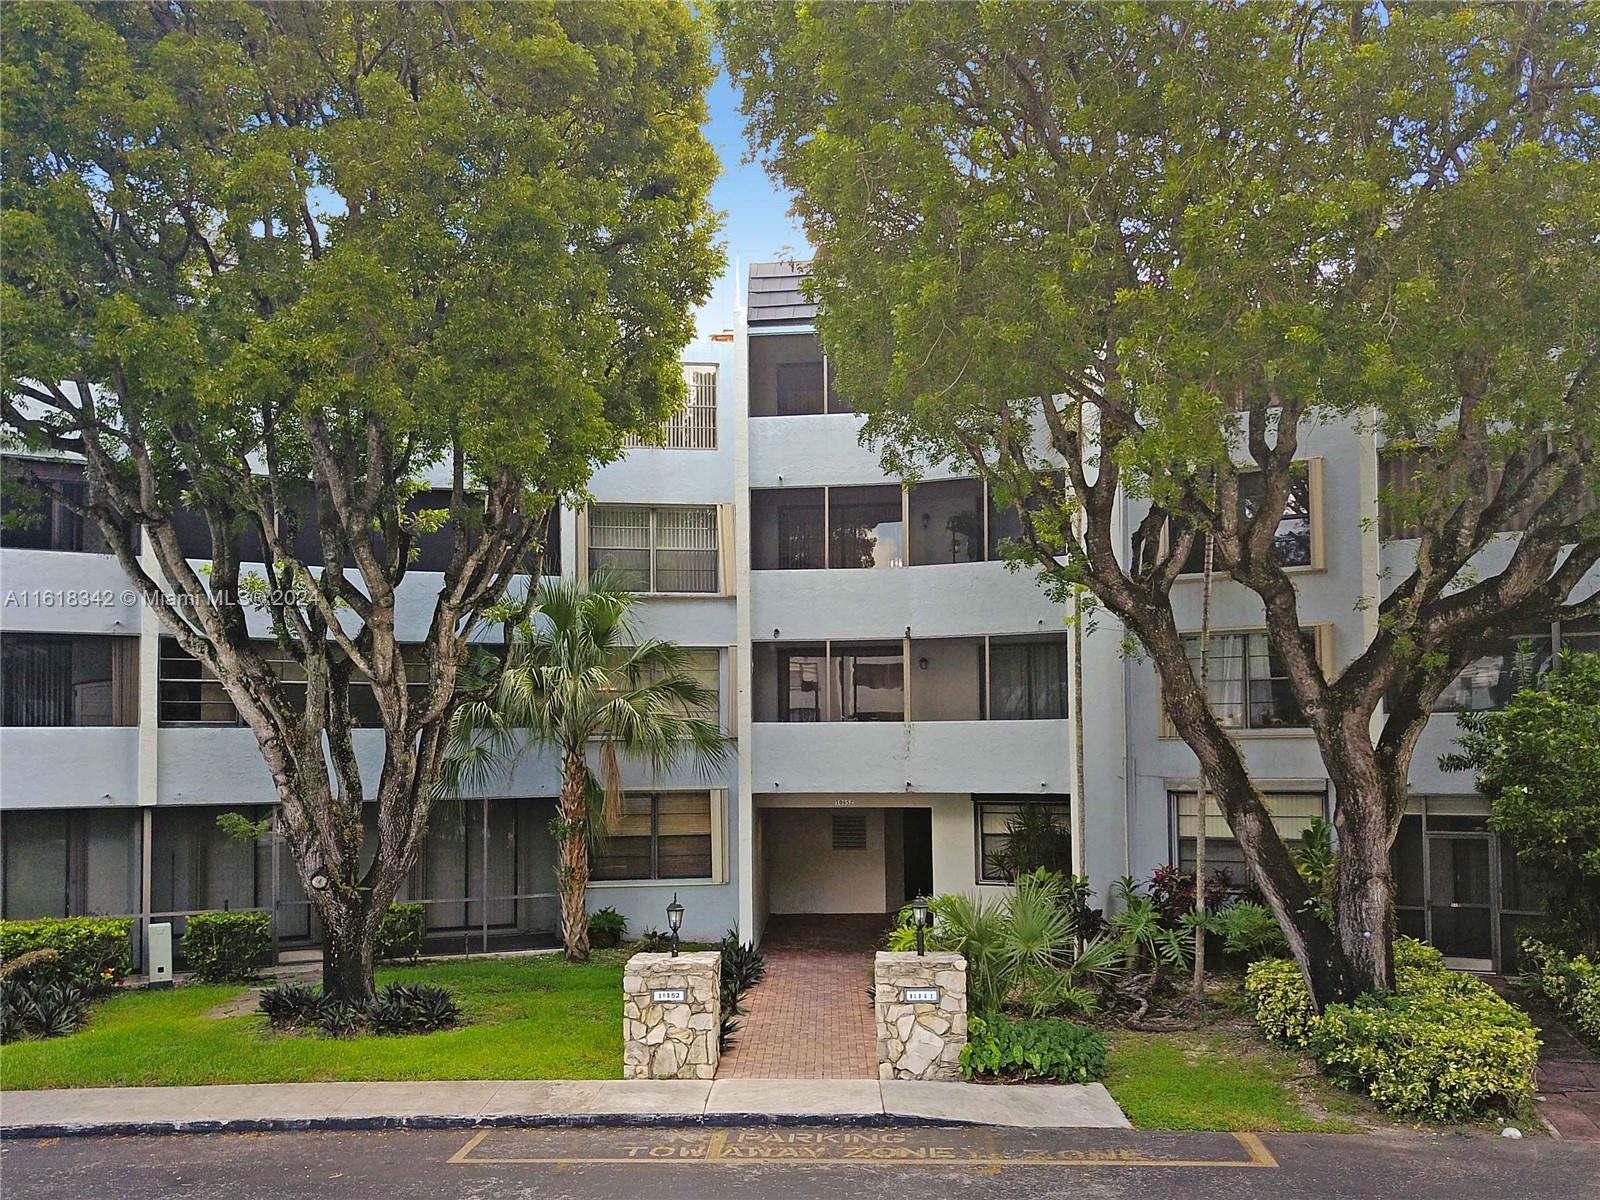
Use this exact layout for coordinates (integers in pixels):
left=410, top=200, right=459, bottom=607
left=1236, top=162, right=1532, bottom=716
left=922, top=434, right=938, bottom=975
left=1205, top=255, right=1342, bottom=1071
left=0, top=954, right=625, bottom=1091
left=1103, top=1027, right=1367, bottom=1132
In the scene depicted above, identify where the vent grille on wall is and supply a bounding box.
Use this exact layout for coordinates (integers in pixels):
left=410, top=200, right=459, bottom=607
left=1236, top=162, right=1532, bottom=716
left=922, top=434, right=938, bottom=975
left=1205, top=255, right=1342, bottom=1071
left=831, top=811, right=867, bottom=850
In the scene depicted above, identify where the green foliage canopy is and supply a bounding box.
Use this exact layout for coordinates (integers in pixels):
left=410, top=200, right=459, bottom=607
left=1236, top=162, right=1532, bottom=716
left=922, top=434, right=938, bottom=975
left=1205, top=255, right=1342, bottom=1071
left=1444, top=653, right=1600, bottom=947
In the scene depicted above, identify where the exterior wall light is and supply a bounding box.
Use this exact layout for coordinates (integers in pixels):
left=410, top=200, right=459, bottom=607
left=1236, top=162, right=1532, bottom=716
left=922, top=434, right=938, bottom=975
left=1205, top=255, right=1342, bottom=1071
left=910, top=895, right=930, bottom=957
left=666, top=893, right=685, bottom=958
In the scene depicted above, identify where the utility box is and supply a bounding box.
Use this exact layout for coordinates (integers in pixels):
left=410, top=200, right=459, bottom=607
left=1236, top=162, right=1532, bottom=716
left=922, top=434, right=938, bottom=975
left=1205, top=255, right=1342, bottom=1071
left=147, top=922, right=174, bottom=990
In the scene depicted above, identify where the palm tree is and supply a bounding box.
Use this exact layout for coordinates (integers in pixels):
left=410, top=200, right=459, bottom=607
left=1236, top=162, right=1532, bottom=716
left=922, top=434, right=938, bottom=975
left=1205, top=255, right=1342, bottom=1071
left=448, top=576, right=729, bottom=961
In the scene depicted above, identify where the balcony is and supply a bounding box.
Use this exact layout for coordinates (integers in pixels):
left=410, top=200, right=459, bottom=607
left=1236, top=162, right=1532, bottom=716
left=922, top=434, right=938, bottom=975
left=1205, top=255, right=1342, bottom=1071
left=0, top=549, right=141, bottom=635
left=751, top=721, right=1069, bottom=795
left=0, top=726, right=140, bottom=808
left=749, top=561, right=1062, bottom=640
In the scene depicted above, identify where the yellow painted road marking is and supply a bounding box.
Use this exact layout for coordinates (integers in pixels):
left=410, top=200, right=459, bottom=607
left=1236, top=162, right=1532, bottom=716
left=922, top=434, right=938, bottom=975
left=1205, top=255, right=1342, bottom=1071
left=447, top=1130, right=489, bottom=1164
left=447, top=1128, right=1280, bottom=1170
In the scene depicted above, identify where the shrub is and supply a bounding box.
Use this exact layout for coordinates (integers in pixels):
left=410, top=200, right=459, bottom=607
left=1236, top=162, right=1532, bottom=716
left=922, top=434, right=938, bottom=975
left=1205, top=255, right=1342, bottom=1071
left=258, top=979, right=460, bottom=1037
left=717, top=929, right=766, bottom=1053
left=367, top=982, right=460, bottom=1034
left=1209, top=901, right=1289, bottom=962
left=0, top=978, right=90, bottom=1043
left=182, top=911, right=271, bottom=983
left=0, top=917, right=132, bottom=990
left=719, top=929, right=767, bottom=995
left=313, top=997, right=364, bottom=1037
left=634, top=928, right=672, bottom=953
left=1244, top=958, right=1320, bottom=1048
left=258, top=981, right=321, bottom=1027
left=375, top=903, right=426, bottom=962
left=960, top=1014, right=1108, bottom=1084
left=0, top=948, right=62, bottom=983
left=588, top=907, right=627, bottom=950
left=1248, top=938, right=1539, bottom=1121
left=1519, top=936, right=1600, bottom=1049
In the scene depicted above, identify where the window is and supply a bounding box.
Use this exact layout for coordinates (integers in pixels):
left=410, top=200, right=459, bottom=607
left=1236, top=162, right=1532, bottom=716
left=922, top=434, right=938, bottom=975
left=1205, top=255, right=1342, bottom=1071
left=987, top=471, right=1068, bottom=560
left=1, top=810, right=141, bottom=920
left=832, top=641, right=904, bottom=721
left=1, top=634, right=137, bottom=726
left=1179, top=467, right=1314, bottom=572
left=977, top=799, right=1072, bottom=883
left=749, top=334, right=849, bottom=416
left=1178, top=630, right=1309, bottom=730
left=625, top=365, right=718, bottom=450
left=769, top=643, right=826, bottom=722
left=158, top=638, right=428, bottom=726
left=1559, top=616, right=1600, bottom=660
left=635, top=647, right=721, bottom=726
left=908, top=479, right=985, bottom=565
left=592, top=792, right=714, bottom=881
left=828, top=485, right=903, bottom=569
left=988, top=636, right=1067, bottom=720
left=1132, top=464, right=1317, bottom=574
left=0, top=458, right=117, bottom=553
left=752, top=488, right=825, bottom=570
left=587, top=504, right=719, bottom=593
left=1432, top=629, right=1554, bottom=713
left=1172, top=790, right=1327, bottom=884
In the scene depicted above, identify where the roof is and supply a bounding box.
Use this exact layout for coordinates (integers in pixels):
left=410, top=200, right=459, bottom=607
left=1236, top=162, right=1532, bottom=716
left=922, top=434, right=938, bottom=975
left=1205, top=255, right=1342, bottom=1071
left=747, top=259, right=817, bottom=326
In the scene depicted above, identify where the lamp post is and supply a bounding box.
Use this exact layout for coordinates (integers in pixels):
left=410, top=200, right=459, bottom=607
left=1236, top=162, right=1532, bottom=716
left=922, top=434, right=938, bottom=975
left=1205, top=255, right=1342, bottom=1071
left=910, top=896, right=929, bottom=957
left=666, top=893, right=684, bottom=958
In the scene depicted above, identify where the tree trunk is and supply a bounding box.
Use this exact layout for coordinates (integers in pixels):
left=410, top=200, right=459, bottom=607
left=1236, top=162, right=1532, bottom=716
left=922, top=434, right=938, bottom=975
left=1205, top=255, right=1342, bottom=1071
left=1331, top=776, right=1397, bottom=995
left=320, top=907, right=378, bottom=1004
left=557, top=750, right=591, bottom=963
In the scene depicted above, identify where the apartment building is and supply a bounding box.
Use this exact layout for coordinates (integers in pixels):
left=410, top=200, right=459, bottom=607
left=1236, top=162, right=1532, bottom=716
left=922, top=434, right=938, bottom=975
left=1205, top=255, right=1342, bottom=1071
left=2, top=262, right=1589, bottom=973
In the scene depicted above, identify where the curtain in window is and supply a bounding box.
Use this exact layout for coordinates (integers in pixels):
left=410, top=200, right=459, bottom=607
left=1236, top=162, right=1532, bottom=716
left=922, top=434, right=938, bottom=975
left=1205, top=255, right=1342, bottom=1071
left=989, top=643, right=1030, bottom=720
left=1190, top=633, right=1246, bottom=727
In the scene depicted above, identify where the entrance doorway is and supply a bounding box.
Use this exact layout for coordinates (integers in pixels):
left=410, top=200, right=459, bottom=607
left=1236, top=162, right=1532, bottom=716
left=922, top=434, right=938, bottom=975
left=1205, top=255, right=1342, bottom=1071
left=1426, top=832, right=1494, bottom=970
left=761, top=804, right=934, bottom=918
left=1391, top=798, right=1546, bottom=972
left=900, top=808, right=933, bottom=904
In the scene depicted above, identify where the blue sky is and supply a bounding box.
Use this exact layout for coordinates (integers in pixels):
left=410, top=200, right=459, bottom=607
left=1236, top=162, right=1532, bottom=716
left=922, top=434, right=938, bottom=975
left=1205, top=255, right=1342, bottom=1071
left=694, top=63, right=810, bottom=337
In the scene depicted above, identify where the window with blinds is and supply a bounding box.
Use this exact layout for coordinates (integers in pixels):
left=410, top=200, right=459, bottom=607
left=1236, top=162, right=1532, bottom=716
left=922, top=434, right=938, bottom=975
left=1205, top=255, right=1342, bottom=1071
left=635, top=647, right=721, bottom=726
left=157, top=638, right=429, bottom=726
left=588, top=504, right=719, bottom=594
left=592, top=792, right=714, bottom=881
left=624, top=366, right=718, bottom=450
left=1171, top=789, right=1327, bottom=882
left=1, top=634, right=138, bottom=726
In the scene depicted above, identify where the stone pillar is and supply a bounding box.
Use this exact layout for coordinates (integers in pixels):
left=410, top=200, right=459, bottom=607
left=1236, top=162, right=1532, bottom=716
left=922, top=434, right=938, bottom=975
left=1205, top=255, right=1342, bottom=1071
left=622, top=951, right=720, bottom=1080
left=874, top=951, right=967, bottom=1081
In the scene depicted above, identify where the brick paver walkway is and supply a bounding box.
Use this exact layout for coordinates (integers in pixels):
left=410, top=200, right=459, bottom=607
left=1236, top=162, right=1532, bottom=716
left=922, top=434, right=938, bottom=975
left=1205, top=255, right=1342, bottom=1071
left=1491, top=976, right=1600, bottom=1140
left=716, top=914, right=891, bottom=1079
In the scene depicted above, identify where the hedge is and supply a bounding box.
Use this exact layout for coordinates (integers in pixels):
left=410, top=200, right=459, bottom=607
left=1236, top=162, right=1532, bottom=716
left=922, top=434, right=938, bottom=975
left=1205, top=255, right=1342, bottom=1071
left=1518, top=936, right=1600, bottom=1050
left=375, top=903, right=426, bottom=962
left=960, top=1014, right=1108, bottom=1084
left=1246, top=937, right=1539, bottom=1122
left=0, top=917, right=132, bottom=990
left=182, top=911, right=272, bottom=983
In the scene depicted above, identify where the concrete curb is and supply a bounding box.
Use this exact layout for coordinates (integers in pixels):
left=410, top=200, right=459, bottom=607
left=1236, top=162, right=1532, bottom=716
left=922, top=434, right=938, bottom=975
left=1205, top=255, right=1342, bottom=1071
left=0, top=1078, right=1132, bottom=1140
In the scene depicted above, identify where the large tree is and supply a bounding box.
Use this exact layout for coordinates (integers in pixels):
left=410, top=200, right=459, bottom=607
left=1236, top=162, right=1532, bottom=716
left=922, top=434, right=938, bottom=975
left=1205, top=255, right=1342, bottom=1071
left=720, top=1, right=1600, bottom=1003
left=1, top=1, right=720, bottom=1000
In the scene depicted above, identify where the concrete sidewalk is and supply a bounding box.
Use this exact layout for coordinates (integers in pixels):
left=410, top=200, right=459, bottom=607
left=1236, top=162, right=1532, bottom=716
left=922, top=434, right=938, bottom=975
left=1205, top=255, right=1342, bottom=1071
left=0, top=1078, right=1130, bottom=1138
